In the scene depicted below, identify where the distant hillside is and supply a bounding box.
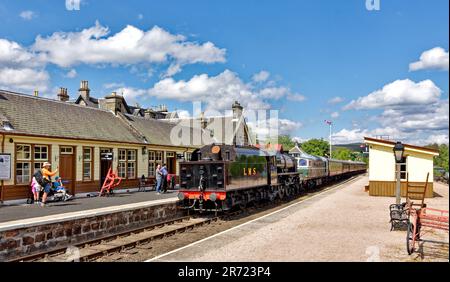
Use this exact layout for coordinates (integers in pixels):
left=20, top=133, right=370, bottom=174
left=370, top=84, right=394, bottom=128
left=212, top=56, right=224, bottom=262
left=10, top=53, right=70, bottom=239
left=334, top=143, right=366, bottom=152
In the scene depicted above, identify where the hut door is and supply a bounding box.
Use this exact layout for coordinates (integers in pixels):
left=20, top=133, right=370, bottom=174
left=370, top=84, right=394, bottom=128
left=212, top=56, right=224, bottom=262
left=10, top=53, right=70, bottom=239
left=59, top=146, right=75, bottom=195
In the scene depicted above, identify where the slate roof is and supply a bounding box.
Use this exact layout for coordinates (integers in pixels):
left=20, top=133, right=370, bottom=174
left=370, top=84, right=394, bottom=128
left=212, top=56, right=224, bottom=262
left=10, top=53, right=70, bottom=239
left=123, top=114, right=201, bottom=148
left=0, top=90, right=144, bottom=144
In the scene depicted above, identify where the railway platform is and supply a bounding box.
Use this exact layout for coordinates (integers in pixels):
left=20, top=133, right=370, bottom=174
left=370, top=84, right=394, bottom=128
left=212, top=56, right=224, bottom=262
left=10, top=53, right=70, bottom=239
left=0, top=190, right=181, bottom=261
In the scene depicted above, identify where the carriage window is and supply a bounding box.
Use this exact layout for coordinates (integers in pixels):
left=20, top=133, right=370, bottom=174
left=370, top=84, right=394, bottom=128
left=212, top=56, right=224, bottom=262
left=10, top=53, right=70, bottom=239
left=225, top=151, right=230, bottom=161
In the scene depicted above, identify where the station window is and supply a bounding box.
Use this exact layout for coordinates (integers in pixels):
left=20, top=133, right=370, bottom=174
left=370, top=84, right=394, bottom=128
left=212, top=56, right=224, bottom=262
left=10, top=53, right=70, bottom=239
left=148, top=150, right=163, bottom=177
left=118, top=149, right=137, bottom=179
left=83, top=147, right=93, bottom=181
left=15, top=144, right=50, bottom=184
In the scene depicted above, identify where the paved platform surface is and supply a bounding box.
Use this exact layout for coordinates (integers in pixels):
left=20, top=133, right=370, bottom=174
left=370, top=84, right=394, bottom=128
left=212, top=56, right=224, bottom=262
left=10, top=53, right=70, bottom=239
left=149, top=176, right=449, bottom=262
left=0, top=190, right=177, bottom=224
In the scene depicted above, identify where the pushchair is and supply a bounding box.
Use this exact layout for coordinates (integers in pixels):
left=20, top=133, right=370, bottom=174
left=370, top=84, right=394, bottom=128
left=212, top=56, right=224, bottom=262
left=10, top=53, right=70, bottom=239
left=27, top=179, right=73, bottom=204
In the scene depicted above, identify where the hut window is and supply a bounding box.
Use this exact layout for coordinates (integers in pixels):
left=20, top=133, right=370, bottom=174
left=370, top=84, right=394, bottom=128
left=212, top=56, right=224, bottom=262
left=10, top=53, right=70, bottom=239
left=83, top=147, right=93, bottom=181
left=148, top=151, right=163, bottom=177
left=186, top=152, right=192, bottom=161
left=400, top=157, right=407, bottom=180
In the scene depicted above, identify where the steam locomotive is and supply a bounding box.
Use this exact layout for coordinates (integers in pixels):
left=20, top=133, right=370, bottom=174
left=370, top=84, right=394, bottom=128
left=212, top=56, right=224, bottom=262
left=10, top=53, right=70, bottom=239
left=177, top=144, right=366, bottom=212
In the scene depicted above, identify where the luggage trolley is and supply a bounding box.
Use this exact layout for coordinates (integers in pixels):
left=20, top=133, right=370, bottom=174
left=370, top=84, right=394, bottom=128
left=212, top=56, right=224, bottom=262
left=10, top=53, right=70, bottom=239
left=404, top=172, right=449, bottom=255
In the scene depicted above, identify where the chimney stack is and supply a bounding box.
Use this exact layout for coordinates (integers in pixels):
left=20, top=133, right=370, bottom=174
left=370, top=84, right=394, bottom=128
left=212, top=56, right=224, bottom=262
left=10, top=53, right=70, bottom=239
left=104, top=91, right=125, bottom=115
left=232, top=101, right=243, bottom=120
left=57, top=87, right=70, bottom=102
left=200, top=112, right=208, bottom=129
left=144, top=109, right=155, bottom=119
left=78, top=80, right=90, bottom=100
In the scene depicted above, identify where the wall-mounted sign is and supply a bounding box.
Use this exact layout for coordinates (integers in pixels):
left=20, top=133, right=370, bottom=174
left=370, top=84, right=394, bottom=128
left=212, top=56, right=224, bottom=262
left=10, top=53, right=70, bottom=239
left=101, top=152, right=113, bottom=161
left=176, top=153, right=185, bottom=160
left=0, top=154, right=11, bottom=180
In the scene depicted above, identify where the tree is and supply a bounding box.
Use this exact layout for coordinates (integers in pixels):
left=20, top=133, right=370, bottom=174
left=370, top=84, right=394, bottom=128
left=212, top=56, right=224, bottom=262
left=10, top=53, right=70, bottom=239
left=277, top=135, right=296, bottom=151
left=332, top=147, right=353, bottom=160
left=427, top=143, right=449, bottom=172
left=301, top=138, right=329, bottom=157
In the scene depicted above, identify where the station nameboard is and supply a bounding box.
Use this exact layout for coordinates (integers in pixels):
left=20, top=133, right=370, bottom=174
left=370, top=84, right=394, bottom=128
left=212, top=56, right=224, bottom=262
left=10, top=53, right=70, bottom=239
left=0, top=154, right=11, bottom=180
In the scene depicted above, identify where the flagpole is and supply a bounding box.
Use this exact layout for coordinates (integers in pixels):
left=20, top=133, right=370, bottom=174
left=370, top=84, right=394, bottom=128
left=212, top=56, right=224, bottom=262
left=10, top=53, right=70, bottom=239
left=329, top=122, right=332, bottom=158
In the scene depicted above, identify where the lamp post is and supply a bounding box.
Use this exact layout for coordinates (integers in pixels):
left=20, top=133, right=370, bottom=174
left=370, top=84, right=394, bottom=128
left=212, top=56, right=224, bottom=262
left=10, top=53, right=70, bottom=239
left=393, top=142, right=405, bottom=204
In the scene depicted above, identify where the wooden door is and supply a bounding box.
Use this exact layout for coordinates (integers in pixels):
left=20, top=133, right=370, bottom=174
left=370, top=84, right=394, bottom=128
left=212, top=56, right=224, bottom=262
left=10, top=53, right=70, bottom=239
left=100, top=149, right=113, bottom=188
left=59, top=146, right=75, bottom=194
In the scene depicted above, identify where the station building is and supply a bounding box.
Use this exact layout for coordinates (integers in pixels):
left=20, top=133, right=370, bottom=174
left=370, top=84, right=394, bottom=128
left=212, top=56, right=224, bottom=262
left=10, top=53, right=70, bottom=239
left=0, top=81, right=253, bottom=203
left=364, top=137, right=439, bottom=198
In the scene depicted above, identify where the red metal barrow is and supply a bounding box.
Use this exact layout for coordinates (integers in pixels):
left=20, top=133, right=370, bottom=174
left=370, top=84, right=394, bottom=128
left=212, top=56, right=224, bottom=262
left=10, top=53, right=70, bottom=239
left=406, top=205, right=449, bottom=255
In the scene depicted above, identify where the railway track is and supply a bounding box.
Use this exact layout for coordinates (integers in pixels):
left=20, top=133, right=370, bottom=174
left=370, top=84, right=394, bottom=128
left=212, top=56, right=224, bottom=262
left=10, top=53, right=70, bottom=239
left=11, top=174, right=363, bottom=262
left=10, top=216, right=220, bottom=262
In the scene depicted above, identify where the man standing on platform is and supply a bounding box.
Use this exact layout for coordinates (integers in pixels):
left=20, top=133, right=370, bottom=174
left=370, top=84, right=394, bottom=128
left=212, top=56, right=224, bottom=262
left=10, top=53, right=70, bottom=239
left=161, top=164, right=168, bottom=193
left=155, top=164, right=162, bottom=195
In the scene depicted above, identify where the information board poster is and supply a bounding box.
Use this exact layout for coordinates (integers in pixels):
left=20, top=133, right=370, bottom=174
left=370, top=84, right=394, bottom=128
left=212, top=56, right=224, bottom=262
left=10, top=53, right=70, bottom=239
left=0, top=154, right=11, bottom=180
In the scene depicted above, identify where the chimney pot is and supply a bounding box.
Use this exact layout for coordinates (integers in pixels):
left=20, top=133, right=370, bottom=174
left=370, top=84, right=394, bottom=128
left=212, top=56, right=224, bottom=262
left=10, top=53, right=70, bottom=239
left=58, top=87, right=70, bottom=102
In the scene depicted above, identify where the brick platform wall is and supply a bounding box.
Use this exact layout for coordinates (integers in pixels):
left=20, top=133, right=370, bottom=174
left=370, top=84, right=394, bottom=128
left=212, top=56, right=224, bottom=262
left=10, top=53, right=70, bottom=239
left=0, top=202, right=183, bottom=261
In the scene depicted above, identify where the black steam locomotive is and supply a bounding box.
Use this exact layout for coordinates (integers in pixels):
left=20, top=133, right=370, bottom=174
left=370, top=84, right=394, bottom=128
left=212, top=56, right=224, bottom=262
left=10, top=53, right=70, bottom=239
left=177, top=144, right=366, bottom=212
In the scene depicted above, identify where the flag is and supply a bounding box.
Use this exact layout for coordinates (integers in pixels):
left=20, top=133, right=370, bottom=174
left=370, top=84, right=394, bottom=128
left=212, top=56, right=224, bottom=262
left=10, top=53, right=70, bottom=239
left=324, top=120, right=332, bottom=125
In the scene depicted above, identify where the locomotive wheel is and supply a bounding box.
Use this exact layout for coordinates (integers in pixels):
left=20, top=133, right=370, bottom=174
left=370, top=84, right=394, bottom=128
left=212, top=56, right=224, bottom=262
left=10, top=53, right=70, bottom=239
left=406, top=222, right=415, bottom=255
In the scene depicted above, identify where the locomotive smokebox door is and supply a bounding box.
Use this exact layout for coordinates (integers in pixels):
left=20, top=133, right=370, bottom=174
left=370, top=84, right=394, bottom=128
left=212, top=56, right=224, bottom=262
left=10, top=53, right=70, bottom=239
left=211, top=145, right=222, bottom=161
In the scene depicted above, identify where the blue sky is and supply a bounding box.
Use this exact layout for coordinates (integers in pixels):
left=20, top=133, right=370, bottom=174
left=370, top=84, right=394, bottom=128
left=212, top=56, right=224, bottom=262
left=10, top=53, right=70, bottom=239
left=0, top=0, right=448, bottom=145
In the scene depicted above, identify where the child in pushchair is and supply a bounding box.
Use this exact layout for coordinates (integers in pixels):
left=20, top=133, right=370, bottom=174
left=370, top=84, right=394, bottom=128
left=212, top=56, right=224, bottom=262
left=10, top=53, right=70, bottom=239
left=51, top=176, right=73, bottom=202
left=28, top=176, right=73, bottom=204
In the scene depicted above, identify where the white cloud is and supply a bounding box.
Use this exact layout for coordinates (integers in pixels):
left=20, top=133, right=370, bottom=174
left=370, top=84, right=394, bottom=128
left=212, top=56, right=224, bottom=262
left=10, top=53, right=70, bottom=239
left=332, top=127, right=405, bottom=144
left=421, top=134, right=449, bottom=145
left=32, top=21, right=226, bottom=74
left=19, top=10, right=35, bottom=20
left=328, top=96, right=344, bottom=104
left=103, top=82, right=125, bottom=89
left=409, top=47, right=449, bottom=71
left=252, top=70, right=270, bottom=82
left=148, top=70, right=282, bottom=112
left=287, top=93, right=306, bottom=102
left=344, top=79, right=441, bottom=110
left=64, top=69, right=77, bottom=78
left=247, top=117, right=302, bottom=141
left=0, top=67, right=49, bottom=92
left=331, top=112, right=339, bottom=118
left=292, top=136, right=309, bottom=144
left=0, top=39, right=44, bottom=68
left=176, top=110, right=191, bottom=119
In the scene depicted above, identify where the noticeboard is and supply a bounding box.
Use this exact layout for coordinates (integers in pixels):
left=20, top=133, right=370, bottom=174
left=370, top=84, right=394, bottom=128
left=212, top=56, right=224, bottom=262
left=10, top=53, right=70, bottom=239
left=0, top=154, right=11, bottom=180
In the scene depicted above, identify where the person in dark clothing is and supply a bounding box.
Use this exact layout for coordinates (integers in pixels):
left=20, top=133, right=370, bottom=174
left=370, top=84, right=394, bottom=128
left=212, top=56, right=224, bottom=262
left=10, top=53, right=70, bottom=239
left=161, top=164, right=168, bottom=193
